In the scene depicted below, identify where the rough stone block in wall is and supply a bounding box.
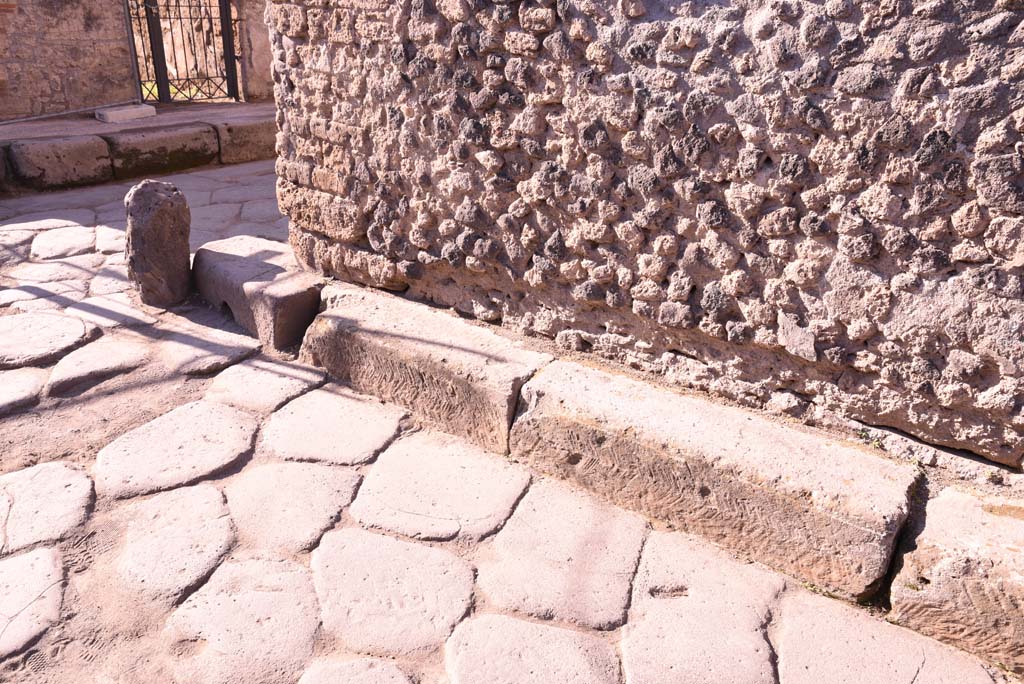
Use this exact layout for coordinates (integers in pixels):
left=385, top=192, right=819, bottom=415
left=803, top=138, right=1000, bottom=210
left=269, top=0, right=1024, bottom=467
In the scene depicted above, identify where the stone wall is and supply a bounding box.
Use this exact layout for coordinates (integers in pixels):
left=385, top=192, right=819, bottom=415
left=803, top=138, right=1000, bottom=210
left=269, top=0, right=1024, bottom=467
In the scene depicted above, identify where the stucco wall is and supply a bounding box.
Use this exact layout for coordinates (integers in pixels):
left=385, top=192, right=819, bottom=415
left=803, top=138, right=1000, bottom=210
left=269, top=0, right=1024, bottom=467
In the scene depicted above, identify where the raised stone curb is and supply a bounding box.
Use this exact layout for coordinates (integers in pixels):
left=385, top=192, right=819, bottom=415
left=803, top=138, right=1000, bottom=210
left=215, top=120, right=276, bottom=165
left=510, top=360, right=919, bottom=599
left=103, top=123, right=219, bottom=179
left=301, top=284, right=552, bottom=453
left=7, top=136, right=112, bottom=190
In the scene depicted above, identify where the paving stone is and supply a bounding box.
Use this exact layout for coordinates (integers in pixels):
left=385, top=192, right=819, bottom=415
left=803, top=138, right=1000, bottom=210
left=891, top=487, right=1024, bottom=674
left=0, top=279, right=89, bottom=308
left=225, top=462, right=360, bottom=553
left=154, top=316, right=261, bottom=375
left=194, top=236, right=322, bottom=350
left=240, top=198, right=282, bottom=223
left=0, top=312, right=96, bottom=369
left=511, top=360, right=919, bottom=599
left=0, top=229, right=33, bottom=267
left=0, top=367, right=47, bottom=415
left=775, top=590, right=995, bottom=684
left=46, top=335, right=149, bottom=396
left=311, top=527, right=474, bottom=657
left=445, top=614, right=620, bottom=684
left=0, top=548, right=64, bottom=659
left=299, top=658, right=412, bottom=684
left=476, top=478, right=647, bottom=630
left=7, top=135, right=112, bottom=189
left=0, top=462, right=93, bottom=555
left=352, top=430, right=530, bottom=541
left=163, top=558, right=319, bottom=684
left=302, top=283, right=552, bottom=453
left=190, top=202, right=241, bottom=230
left=6, top=253, right=104, bottom=283
left=262, top=385, right=406, bottom=465
left=622, top=531, right=786, bottom=684
left=94, top=225, right=126, bottom=254
left=210, top=184, right=274, bottom=205
left=205, top=356, right=325, bottom=414
left=0, top=209, right=96, bottom=232
left=30, top=225, right=96, bottom=260
left=64, top=292, right=158, bottom=328
left=89, top=255, right=131, bottom=297
left=116, top=484, right=234, bottom=605
left=104, top=123, right=219, bottom=179
left=94, top=400, right=259, bottom=498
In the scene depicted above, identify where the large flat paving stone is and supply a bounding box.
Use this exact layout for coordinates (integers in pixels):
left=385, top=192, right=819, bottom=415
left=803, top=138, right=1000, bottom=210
left=64, top=292, right=158, bottom=329
left=46, top=335, right=149, bottom=396
left=205, top=356, right=325, bottom=414
left=0, top=367, right=47, bottom=415
left=115, top=484, right=234, bottom=605
left=511, top=360, right=919, bottom=599
left=476, top=479, right=647, bottom=630
left=622, top=531, right=786, bottom=684
left=261, top=385, right=406, bottom=465
left=775, top=590, right=995, bottom=684
left=225, top=462, right=360, bottom=553
left=445, top=614, right=619, bottom=684
left=30, top=225, right=96, bottom=260
left=298, top=658, right=413, bottom=684
left=351, top=430, right=530, bottom=541
left=301, top=283, right=552, bottom=453
left=0, top=312, right=96, bottom=369
left=311, top=528, right=474, bottom=657
left=94, top=400, right=259, bottom=498
left=0, top=279, right=89, bottom=309
left=154, top=316, right=261, bottom=376
left=0, top=462, right=92, bottom=555
left=891, top=487, right=1024, bottom=674
left=163, top=558, right=319, bottom=684
left=5, top=253, right=103, bottom=283
left=0, top=548, right=64, bottom=659
left=0, top=209, right=96, bottom=232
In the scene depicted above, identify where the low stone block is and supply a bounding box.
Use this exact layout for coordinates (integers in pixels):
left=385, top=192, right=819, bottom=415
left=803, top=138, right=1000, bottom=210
left=104, top=124, right=218, bottom=179
left=301, top=283, right=552, bottom=453
left=193, top=236, right=322, bottom=350
left=94, top=104, right=156, bottom=123
left=510, top=360, right=919, bottom=599
left=8, top=136, right=112, bottom=189
left=891, top=487, right=1024, bottom=674
left=213, top=119, right=276, bottom=165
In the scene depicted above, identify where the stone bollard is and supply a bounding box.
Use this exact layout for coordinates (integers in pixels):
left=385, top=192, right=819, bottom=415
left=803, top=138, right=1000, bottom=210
left=124, top=180, right=191, bottom=307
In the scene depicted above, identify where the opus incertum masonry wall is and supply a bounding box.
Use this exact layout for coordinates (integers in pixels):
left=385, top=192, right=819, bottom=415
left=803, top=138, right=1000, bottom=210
left=267, top=0, right=1024, bottom=467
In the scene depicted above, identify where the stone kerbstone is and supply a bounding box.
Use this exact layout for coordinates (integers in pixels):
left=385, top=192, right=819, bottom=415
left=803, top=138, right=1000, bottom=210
left=261, top=385, right=406, bottom=465
left=445, top=614, right=620, bottom=684
left=891, top=488, right=1024, bottom=674
left=511, top=360, right=919, bottom=599
left=0, top=548, right=64, bottom=659
left=0, top=367, right=47, bottom=415
left=623, top=531, right=786, bottom=684
left=8, top=135, right=113, bottom=189
left=64, top=292, right=158, bottom=328
left=476, top=479, right=647, bottom=630
left=311, top=528, right=474, bottom=657
left=225, top=462, right=360, bottom=553
left=164, top=558, right=319, bottom=684
left=0, top=462, right=93, bottom=555
left=351, top=430, right=530, bottom=541
left=46, top=335, right=149, bottom=396
left=0, top=312, right=96, bottom=369
left=104, top=123, right=218, bottom=179
left=30, top=225, right=96, bottom=260
left=205, top=356, right=325, bottom=414
left=214, top=119, right=276, bottom=165
left=775, top=590, right=995, bottom=684
left=125, top=180, right=191, bottom=307
left=193, top=236, right=322, bottom=350
left=116, top=484, right=234, bottom=605
left=301, top=283, right=552, bottom=453
left=94, top=400, right=258, bottom=498
left=298, top=658, right=413, bottom=684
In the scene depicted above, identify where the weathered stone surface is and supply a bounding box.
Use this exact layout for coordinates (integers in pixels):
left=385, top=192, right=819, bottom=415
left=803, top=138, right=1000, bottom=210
left=94, top=224, right=126, bottom=255
left=261, top=385, right=405, bottom=465
left=163, top=558, right=319, bottom=684
left=124, top=180, right=191, bottom=307
left=352, top=430, right=530, bottom=541
left=105, top=124, right=218, bottom=179
left=311, top=528, right=474, bottom=657
left=0, top=279, right=88, bottom=309
left=0, top=367, right=47, bottom=415
left=193, top=236, right=322, bottom=350
left=95, top=104, right=156, bottom=123
left=445, top=614, right=619, bottom=684
left=154, top=316, right=261, bottom=375
left=0, top=312, right=95, bottom=369
left=0, top=548, right=64, bottom=659
left=5, top=252, right=103, bottom=283
left=511, top=360, right=918, bottom=599
left=476, top=479, right=646, bottom=630
left=8, top=135, right=112, bottom=189
left=89, top=254, right=131, bottom=296
left=116, top=484, right=234, bottom=605
left=94, top=400, right=258, bottom=498
left=623, top=531, right=786, bottom=684
left=775, top=590, right=995, bottom=684
left=30, top=225, right=96, bottom=260
left=225, top=462, right=360, bottom=553
left=205, top=355, right=325, bottom=414
left=298, top=658, right=413, bottom=684
left=0, top=229, right=33, bottom=267
left=214, top=119, right=276, bottom=165
left=1, top=210, right=96, bottom=233
left=46, top=335, right=149, bottom=395
left=64, top=292, right=158, bottom=328
left=301, top=284, right=552, bottom=453
left=891, top=488, right=1024, bottom=674
left=0, top=462, right=93, bottom=555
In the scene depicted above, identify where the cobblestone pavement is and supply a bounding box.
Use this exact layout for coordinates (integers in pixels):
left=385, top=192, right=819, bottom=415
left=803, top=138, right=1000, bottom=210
left=0, top=166, right=1011, bottom=683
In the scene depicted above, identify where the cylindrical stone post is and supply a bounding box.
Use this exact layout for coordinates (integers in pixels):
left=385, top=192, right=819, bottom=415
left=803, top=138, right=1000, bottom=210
left=124, top=179, right=191, bottom=307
